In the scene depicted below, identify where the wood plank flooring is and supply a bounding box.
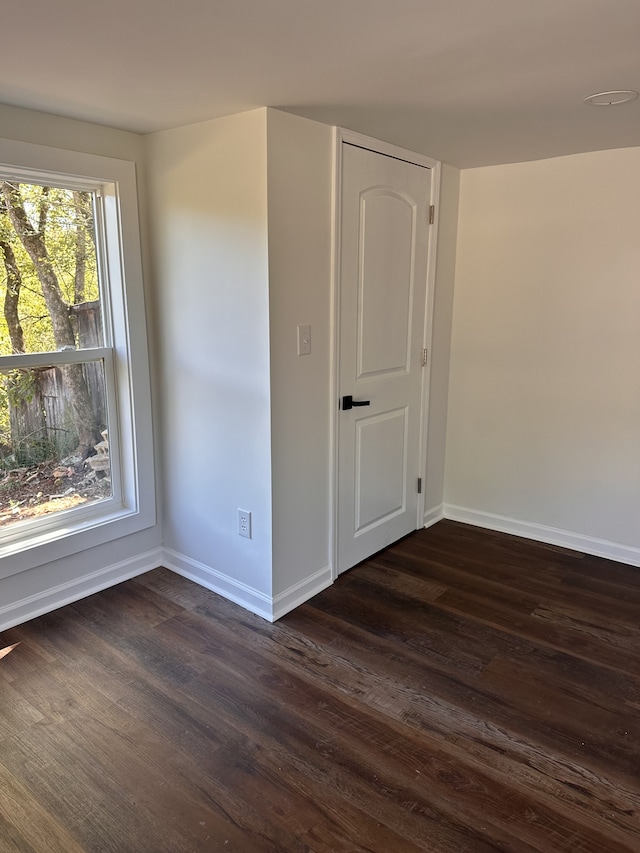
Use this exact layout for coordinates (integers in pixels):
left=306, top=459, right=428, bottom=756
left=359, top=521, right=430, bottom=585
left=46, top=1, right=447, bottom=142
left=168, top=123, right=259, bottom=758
left=1, top=520, right=639, bottom=851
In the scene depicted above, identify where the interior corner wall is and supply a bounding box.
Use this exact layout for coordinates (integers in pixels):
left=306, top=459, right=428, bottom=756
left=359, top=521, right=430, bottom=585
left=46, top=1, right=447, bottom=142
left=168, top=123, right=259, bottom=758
left=266, top=109, right=334, bottom=607
left=0, top=104, right=162, bottom=632
left=424, top=163, right=460, bottom=519
left=445, top=146, right=640, bottom=561
left=145, top=109, right=274, bottom=610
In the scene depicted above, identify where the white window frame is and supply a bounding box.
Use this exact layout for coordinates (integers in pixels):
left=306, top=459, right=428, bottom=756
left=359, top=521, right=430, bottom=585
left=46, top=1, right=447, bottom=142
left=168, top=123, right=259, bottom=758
left=0, top=139, right=155, bottom=580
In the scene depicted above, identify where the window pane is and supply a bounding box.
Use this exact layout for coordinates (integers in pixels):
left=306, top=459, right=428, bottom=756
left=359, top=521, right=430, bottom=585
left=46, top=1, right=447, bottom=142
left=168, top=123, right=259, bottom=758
left=0, top=181, right=103, bottom=356
left=0, top=361, right=111, bottom=529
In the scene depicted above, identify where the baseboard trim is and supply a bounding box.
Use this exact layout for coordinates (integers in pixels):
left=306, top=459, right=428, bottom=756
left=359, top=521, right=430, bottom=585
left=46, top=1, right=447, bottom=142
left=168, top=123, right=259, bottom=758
left=443, top=504, right=640, bottom=568
left=0, top=547, right=163, bottom=633
left=163, top=548, right=273, bottom=622
left=423, top=504, right=444, bottom=529
left=272, top=565, right=333, bottom=621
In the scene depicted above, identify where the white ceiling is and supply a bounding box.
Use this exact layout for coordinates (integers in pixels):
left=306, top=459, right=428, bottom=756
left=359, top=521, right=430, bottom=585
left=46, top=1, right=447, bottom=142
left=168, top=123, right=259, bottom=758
left=2, top=0, right=639, bottom=167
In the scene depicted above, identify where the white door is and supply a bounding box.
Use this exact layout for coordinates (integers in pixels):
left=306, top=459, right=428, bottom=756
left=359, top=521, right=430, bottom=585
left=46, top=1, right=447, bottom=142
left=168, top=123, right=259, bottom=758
left=337, top=142, right=433, bottom=574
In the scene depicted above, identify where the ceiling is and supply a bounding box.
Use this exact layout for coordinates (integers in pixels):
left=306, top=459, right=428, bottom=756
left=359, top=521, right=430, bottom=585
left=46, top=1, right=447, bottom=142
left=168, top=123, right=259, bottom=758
left=2, top=0, right=639, bottom=167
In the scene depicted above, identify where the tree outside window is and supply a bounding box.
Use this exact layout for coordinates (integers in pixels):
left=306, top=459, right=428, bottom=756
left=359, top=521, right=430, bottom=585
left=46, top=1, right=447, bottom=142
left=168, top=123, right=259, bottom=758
left=0, top=178, right=113, bottom=529
left=0, top=140, right=154, bottom=578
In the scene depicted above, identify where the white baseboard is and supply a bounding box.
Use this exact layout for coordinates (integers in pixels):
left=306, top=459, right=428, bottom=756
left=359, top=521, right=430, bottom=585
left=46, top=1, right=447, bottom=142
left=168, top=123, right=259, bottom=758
left=163, top=548, right=274, bottom=621
left=8, top=501, right=635, bottom=634
left=0, top=544, right=333, bottom=632
left=0, top=547, right=163, bottom=633
left=423, top=504, right=444, bottom=529
left=443, top=504, right=640, bottom=568
left=272, top=565, right=333, bottom=621
left=164, top=548, right=333, bottom=622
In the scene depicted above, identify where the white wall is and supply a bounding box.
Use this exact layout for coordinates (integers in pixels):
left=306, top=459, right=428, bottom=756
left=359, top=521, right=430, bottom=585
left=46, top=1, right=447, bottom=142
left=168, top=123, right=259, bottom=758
left=0, top=102, right=457, bottom=630
left=424, top=163, right=460, bottom=519
left=266, top=109, right=334, bottom=609
left=0, top=105, right=161, bottom=631
left=5, top=101, right=637, bottom=631
left=445, top=146, right=640, bottom=562
left=146, top=110, right=275, bottom=611
left=0, top=103, right=146, bottom=162
left=146, top=107, right=336, bottom=618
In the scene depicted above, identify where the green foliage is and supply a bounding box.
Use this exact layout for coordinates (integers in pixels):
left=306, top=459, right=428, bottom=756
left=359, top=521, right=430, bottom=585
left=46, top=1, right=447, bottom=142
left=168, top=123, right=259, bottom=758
left=5, top=369, right=37, bottom=408
left=0, top=181, right=100, bottom=459
left=0, top=183, right=99, bottom=357
left=12, top=433, right=60, bottom=467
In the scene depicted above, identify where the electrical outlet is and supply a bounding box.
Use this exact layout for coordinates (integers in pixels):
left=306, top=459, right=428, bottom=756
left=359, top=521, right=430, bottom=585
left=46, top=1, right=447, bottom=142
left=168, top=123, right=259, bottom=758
left=237, top=509, right=252, bottom=539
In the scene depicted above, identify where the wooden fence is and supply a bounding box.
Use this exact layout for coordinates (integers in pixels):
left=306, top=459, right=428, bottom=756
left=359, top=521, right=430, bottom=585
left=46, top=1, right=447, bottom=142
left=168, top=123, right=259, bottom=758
left=6, top=301, right=107, bottom=462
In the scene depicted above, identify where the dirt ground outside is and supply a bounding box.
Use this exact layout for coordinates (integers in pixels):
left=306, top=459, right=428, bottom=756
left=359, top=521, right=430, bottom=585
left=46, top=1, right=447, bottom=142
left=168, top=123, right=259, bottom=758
left=0, top=459, right=111, bottom=528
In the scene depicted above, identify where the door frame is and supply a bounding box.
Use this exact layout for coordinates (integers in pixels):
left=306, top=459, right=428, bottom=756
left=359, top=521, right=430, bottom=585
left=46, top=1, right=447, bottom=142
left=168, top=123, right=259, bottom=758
left=329, top=127, right=442, bottom=581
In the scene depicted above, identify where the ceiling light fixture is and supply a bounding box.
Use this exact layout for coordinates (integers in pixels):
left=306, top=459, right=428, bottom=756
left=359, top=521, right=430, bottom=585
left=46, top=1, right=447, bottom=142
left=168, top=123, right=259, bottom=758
left=584, top=90, right=638, bottom=106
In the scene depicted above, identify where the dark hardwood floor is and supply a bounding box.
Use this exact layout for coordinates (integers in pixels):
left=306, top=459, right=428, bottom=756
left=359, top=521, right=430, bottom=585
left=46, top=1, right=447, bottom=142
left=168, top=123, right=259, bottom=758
left=1, top=520, right=639, bottom=852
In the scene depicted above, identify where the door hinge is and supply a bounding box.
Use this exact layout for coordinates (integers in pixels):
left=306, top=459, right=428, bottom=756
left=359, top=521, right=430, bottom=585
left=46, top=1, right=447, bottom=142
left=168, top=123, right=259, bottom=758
left=417, top=477, right=422, bottom=494
left=428, top=204, right=435, bottom=225
left=421, top=348, right=428, bottom=367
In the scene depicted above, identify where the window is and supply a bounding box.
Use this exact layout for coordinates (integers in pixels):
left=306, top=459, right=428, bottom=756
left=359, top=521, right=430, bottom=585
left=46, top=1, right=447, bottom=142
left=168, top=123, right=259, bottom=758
left=0, top=140, right=155, bottom=574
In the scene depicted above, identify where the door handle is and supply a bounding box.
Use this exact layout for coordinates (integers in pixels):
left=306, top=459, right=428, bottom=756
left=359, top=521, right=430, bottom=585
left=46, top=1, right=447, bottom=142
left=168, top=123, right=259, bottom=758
left=342, top=395, right=371, bottom=411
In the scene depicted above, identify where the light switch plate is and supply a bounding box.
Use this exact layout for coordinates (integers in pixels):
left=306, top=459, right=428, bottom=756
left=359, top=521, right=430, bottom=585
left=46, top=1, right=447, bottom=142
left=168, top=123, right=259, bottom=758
left=297, top=324, right=311, bottom=356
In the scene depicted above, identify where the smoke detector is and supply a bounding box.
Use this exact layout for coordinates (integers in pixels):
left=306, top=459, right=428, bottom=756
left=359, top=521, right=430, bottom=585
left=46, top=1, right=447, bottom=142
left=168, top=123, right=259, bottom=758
left=584, top=90, right=638, bottom=106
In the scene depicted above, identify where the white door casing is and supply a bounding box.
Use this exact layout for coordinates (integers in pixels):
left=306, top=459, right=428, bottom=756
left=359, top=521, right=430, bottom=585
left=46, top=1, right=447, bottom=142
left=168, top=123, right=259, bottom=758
left=336, top=137, right=437, bottom=575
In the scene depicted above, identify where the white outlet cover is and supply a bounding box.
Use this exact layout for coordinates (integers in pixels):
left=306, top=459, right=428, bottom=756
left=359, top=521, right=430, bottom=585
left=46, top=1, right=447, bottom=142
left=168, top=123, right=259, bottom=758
left=238, top=509, right=252, bottom=539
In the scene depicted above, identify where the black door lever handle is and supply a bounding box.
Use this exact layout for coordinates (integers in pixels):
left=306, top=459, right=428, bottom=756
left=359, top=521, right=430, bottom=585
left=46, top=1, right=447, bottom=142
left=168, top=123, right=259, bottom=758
left=342, top=395, right=371, bottom=410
